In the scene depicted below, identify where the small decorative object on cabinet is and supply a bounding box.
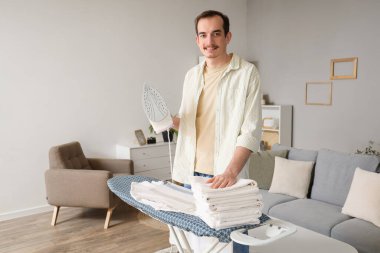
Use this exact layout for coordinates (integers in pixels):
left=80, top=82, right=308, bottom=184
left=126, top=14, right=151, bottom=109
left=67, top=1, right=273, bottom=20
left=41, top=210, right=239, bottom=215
left=116, top=142, right=175, bottom=180
left=147, top=137, right=156, bottom=144
left=134, top=129, right=146, bottom=146
left=261, top=105, right=292, bottom=150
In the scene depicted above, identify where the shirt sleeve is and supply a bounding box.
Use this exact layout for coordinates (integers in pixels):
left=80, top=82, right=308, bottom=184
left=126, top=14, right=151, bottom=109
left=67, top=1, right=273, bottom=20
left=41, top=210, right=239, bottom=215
left=178, top=70, right=191, bottom=118
left=236, top=65, right=262, bottom=152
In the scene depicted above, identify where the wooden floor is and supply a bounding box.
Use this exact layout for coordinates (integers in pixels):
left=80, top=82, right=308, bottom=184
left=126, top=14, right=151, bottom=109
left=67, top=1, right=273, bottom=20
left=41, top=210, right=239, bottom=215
left=0, top=203, right=170, bottom=253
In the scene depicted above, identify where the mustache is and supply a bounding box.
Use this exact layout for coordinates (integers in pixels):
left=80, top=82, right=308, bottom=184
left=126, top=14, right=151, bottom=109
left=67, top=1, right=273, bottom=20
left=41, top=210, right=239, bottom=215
left=203, top=45, right=219, bottom=50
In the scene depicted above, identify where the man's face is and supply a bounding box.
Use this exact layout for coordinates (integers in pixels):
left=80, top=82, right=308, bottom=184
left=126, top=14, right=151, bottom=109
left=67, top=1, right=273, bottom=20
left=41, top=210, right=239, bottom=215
left=196, top=16, right=231, bottom=59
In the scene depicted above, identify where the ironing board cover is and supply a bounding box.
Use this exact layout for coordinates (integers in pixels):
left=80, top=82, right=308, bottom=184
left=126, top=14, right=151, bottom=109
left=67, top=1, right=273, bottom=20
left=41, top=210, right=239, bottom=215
left=107, top=175, right=270, bottom=243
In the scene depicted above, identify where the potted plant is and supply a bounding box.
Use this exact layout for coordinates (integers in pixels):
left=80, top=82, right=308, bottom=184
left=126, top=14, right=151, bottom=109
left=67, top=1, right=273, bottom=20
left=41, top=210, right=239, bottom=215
left=356, top=140, right=380, bottom=157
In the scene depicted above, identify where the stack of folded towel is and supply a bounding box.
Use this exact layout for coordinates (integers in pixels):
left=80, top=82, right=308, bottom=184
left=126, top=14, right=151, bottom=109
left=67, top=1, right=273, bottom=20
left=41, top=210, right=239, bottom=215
left=131, top=181, right=196, bottom=214
left=190, top=176, right=263, bottom=230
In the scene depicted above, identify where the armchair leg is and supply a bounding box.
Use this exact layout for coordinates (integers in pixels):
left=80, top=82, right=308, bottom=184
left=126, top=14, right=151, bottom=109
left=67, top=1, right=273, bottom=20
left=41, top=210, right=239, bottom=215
left=104, top=205, right=118, bottom=229
left=51, top=206, right=60, bottom=226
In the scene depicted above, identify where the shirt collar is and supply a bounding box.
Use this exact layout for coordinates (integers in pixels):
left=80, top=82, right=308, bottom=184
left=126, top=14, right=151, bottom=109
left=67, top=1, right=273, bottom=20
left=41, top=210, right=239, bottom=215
left=229, top=53, right=240, bottom=70
left=199, top=53, right=240, bottom=73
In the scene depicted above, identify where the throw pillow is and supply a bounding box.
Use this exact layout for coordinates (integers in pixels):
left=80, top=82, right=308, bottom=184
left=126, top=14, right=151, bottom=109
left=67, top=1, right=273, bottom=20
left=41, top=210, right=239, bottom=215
left=269, top=156, right=314, bottom=198
left=342, top=167, right=380, bottom=227
left=248, top=150, right=288, bottom=190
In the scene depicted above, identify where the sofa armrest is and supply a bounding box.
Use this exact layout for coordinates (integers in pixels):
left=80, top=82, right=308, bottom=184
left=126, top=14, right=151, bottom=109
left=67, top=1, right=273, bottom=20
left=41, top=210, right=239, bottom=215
left=87, top=158, right=134, bottom=175
left=45, top=169, right=114, bottom=208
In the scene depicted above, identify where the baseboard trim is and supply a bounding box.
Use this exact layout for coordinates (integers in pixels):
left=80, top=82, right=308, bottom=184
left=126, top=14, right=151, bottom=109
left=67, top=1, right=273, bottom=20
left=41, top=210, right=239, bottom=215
left=0, top=205, right=53, bottom=221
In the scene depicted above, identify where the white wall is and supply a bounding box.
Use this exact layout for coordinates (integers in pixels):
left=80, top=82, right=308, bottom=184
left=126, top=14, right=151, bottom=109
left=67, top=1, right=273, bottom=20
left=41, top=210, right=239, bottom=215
left=247, top=0, right=380, bottom=152
left=0, top=0, right=248, bottom=217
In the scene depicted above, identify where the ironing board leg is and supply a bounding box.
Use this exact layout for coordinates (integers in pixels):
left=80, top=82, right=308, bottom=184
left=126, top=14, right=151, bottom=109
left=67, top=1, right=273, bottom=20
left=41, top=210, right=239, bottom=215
left=170, top=225, right=231, bottom=253
left=202, top=239, right=231, bottom=253
left=176, top=228, right=192, bottom=252
left=203, top=239, right=219, bottom=253
left=210, top=241, right=231, bottom=253
left=168, top=225, right=186, bottom=253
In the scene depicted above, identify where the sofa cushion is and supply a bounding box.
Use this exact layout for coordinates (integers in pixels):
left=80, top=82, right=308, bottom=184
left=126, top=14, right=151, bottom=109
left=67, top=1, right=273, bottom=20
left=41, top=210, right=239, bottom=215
left=268, top=198, right=351, bottom=236
left=342, top=168, right=380, bottom=227
left=311, top=149, right=380, bottom=206
left=269, top=157, right=314, bottom=198
left=259, top=189, right=297, bottom=214
left=248, top=150, right=288, bottom=190
left=331, top=218, right=380, bottom=253
left=271, top=144, right=318, bottom=162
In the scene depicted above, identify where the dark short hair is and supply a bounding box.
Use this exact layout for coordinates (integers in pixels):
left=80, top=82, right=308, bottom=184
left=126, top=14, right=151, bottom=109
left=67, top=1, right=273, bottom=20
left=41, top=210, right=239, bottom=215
left=195, top=10, right=230, bottom=37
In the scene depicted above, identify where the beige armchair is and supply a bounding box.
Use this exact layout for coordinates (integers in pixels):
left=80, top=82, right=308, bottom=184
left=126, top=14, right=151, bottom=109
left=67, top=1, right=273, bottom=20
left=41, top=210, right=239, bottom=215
left=45, top=141, right=133, bottom=229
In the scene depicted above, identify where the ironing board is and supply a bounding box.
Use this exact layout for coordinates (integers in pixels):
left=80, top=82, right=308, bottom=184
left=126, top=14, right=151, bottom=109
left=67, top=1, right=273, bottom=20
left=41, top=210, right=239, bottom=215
left=107, top=175, right=270, bottom=253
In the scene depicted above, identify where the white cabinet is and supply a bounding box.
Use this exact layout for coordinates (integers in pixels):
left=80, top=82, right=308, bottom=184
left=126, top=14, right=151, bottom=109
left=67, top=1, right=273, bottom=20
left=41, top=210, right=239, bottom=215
left=261, top=105, right=292, bottom=150
left=116, top=142, right=175, bottom=180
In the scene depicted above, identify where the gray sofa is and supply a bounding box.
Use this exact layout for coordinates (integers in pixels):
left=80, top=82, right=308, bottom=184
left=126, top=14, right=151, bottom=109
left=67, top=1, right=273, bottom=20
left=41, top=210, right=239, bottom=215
left=249, top=144, right=380, bottom=253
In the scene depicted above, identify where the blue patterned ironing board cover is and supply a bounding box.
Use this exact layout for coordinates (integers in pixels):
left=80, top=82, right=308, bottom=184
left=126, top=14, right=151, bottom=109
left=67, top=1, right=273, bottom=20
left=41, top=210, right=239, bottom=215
left=107, top=175, right=270, bottom=243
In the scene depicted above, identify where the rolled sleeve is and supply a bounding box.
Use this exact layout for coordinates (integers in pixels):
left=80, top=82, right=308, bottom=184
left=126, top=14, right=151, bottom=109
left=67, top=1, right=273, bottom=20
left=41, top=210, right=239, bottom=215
left=236, top=67, right=262, bottom=152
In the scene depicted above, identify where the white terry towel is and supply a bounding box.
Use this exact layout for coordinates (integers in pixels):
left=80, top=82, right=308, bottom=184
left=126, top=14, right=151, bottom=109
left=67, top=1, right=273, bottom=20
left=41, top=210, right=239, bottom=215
left=193, top=193, right=263, bottom=205
left=130, top=181, right=195, bottom=214
left=190, top=176, right=258, bottom=194
left=197, top=186, right=260, bottom=200
left=190, top=176, right=264, bottom=229
left=197, top=200, right=263, bottom=212
left=206, top=208, right=262, bottom=220
left=197, top=207, right=262, bottom=230
left=198, top=214, right=260, bottom=230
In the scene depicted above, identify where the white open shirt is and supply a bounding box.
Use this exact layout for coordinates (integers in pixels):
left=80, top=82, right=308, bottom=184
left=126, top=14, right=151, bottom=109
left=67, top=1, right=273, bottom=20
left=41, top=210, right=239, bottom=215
left=173, top=54, right=262, bottom=184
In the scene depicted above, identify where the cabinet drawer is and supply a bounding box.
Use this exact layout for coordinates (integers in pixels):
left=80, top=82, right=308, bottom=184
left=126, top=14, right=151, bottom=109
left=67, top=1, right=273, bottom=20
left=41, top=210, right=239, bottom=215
left=135, top=167, right=172, bottom=181
left=131, top=145, right=175, bottom=160
left=134, top=156, right=174, bottom=172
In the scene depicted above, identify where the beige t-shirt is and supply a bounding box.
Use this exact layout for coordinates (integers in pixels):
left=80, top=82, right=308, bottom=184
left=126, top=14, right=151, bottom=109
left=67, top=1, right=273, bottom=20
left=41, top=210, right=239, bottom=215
left=195, top=63, right=229, bottom=174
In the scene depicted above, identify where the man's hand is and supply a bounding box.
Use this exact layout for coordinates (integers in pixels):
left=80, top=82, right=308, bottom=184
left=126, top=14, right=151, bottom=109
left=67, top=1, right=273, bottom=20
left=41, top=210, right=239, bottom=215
left=206, top=147, right=252, bottom=189
left=172, top=116, right=180, bottom=130
left=206, top=170, right=237, bottom=189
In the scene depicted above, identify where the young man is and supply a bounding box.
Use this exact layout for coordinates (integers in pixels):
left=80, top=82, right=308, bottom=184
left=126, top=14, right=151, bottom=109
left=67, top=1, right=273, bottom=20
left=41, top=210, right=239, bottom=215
left=171, top=10, right=262, bottom=253
left=173, top=11, right=261, bottom=253
left=173, top=10, right=262, bottom=190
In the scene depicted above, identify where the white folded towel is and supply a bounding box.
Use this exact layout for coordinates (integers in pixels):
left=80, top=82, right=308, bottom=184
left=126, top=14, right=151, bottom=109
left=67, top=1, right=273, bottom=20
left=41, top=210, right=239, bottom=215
left=197, top=200, right=263, bottom=212
left=194, top=193, right=262, bottom=205
left=190, top=176, right=257, bottom=194
left=198, top=186, right=259, bottom=200
left=130, top=181, right=195, bottom=214
left=198, top=214, right=261, bottom=230
left=207, top=208, right=262, bottom=220
left=189, top=176, right=264, bottom=229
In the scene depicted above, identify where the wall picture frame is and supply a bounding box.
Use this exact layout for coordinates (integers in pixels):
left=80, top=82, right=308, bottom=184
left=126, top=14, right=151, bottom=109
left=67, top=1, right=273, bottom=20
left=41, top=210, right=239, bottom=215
left=305, top=81, right=333, bottom=106
left=134, top=129, right=146, bottom=146
left=330, top=57, right=358, bottom=80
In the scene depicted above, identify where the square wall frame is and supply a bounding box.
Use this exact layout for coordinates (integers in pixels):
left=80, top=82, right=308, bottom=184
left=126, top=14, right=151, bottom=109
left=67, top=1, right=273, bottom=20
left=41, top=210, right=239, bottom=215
left=330, top=57, right=358, bottom=79
left=305, top=81, right=333, bottom=106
